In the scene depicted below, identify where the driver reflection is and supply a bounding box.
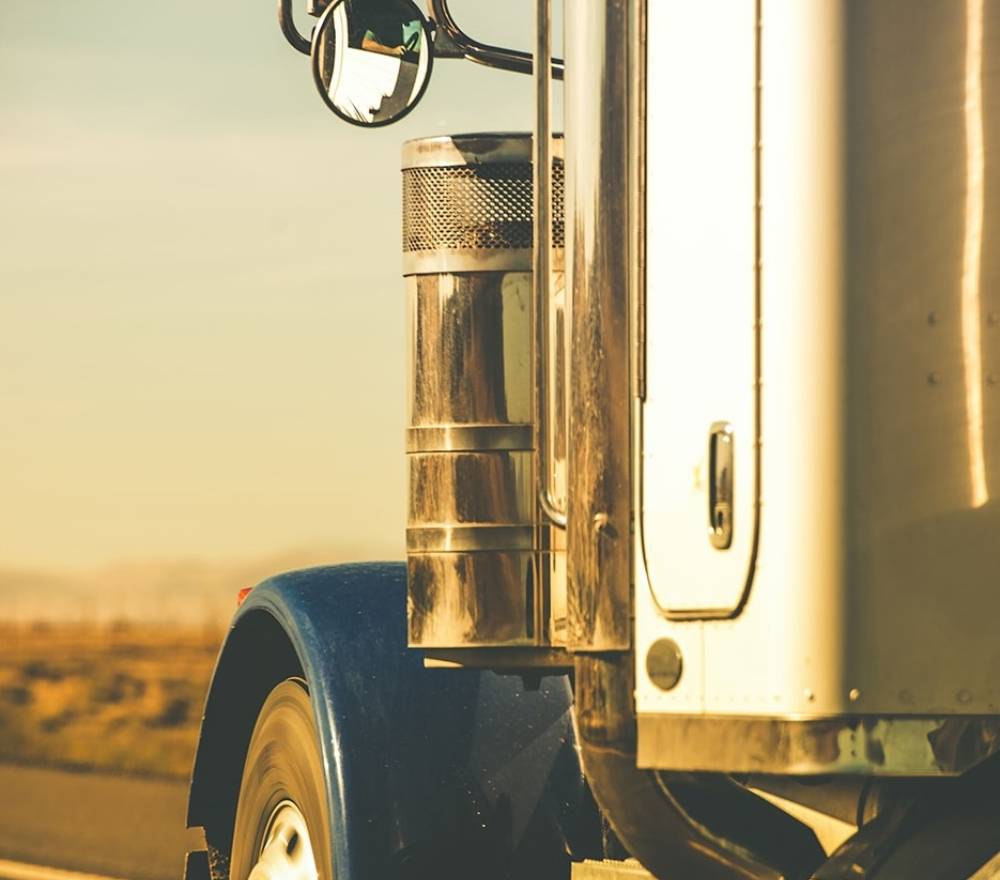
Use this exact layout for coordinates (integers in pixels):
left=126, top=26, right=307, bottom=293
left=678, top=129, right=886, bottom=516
left=329, top=0, right=423, bottom=124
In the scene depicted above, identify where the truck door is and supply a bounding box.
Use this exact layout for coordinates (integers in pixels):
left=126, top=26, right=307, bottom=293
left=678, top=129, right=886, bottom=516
left=641, top=0, right=759, bottom=616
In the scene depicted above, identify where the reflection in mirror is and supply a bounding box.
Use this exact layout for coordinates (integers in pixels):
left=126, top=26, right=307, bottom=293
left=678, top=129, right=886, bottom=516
left=312, top=0, right=433, bottom=127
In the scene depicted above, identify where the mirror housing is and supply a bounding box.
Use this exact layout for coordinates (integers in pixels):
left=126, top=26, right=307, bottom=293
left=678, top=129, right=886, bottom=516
left=311, top=0, right=434, bottom=127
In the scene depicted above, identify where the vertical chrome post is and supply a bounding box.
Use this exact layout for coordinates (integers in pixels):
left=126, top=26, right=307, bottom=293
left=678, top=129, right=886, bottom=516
left=565, top=0, right=633, bottom=651
left=534, top=0, right=567, bottom=530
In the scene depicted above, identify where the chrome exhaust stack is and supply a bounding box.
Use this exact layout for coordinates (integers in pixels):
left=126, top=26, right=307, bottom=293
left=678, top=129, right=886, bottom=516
left=403, top=133, right=566, bottom=654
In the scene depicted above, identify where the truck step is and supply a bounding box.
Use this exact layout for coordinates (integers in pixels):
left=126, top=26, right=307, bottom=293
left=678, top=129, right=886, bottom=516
left=572, top=860, right=655, bottom=880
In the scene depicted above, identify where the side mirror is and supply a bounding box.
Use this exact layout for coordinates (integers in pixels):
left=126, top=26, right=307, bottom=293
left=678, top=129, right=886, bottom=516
left=311, top=0, right=434, bottom=127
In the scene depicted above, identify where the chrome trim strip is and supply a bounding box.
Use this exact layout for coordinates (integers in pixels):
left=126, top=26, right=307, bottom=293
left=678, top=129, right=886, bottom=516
left=406, top=424, right=533, bottom=453
left=636, top=713, right=1000, bottom=777
left=403, top=249, right=564, bottom=276
left=407, top=525, right=535, bottom=553
left=423, top=647, right=571, bottom=669
left=404, top=249, right=532, bottom=275
left=402, top=132, right=563, bottom=169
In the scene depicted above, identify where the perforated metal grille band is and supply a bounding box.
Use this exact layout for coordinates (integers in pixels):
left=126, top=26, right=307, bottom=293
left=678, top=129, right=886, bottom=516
left=402, top=160, right=565, bottom=254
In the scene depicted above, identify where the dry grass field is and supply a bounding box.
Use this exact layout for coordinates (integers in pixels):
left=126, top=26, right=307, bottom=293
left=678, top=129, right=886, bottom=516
left=0, top=623, right=223, bottom=779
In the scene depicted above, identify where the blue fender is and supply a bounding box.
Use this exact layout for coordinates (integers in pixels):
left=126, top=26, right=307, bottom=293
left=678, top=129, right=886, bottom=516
left=187, top=563, right=602, bottom=880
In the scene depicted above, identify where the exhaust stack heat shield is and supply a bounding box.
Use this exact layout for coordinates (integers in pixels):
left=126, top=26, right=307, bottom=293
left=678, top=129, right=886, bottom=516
left=403, top=133, right=564, bottom=648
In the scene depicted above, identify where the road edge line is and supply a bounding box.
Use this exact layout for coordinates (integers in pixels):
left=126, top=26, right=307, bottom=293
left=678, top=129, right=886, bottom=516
left=0, top=859, right=127, bottom=880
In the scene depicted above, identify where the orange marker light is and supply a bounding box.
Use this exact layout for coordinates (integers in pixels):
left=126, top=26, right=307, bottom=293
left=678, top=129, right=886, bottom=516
left=236, top=587, right=253, bottom=608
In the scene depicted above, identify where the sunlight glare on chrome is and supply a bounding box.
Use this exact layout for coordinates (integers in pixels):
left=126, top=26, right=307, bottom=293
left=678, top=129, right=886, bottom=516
left=247, top=801, right=318, bottom=880
left=961, top=0, right=989, bottom=509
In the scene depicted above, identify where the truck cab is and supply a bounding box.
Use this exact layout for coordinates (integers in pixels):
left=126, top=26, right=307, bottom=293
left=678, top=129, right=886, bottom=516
left=187, top=2, right=1000, bottom=878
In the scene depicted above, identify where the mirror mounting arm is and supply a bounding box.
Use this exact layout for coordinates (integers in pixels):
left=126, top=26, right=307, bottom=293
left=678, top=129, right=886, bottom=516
left=427, top=0, right=564, bottom=80
left=429, top=23, right=466, bottom=59
left=278, top=0, right=311, bottom=55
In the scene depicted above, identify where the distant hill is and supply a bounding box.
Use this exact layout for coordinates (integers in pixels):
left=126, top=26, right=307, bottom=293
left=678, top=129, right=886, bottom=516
left=0, top=545, right=395, bottom=625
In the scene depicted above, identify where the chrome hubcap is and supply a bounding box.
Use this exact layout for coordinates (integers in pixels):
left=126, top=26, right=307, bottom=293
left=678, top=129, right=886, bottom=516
left=248, top=801, right=318, bottom=880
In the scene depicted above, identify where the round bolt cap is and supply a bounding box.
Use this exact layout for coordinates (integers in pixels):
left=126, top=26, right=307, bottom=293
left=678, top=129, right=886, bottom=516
left=646, top=638, right=684, bottom=691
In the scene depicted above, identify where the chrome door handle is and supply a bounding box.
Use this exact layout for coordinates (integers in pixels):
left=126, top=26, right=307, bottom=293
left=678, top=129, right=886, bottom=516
left=708, top=422, right=734, bottom=549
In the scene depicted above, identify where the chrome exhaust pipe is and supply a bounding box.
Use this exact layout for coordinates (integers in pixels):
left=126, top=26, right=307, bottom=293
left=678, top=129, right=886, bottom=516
left=403, top=133, right=565, bottom=650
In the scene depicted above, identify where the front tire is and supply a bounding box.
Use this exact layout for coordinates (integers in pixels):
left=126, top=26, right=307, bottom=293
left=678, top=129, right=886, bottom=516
left=230, top=679, right=333, bottom=880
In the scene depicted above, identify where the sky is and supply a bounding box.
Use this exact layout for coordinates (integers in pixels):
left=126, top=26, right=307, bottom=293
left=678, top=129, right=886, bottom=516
left=0, top=0, right=543, bottom=572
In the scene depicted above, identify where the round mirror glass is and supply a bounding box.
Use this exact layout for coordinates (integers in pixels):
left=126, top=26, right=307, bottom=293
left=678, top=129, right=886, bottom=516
left=311, top=0, right=433, bottom=127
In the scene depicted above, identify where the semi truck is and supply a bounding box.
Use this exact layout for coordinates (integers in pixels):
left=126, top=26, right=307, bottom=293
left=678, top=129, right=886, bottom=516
left=184, top=1, right=1000, bottom=878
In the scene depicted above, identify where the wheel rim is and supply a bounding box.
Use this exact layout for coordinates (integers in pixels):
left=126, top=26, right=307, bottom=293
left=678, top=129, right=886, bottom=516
left=248, top=800, right=319, bottom=880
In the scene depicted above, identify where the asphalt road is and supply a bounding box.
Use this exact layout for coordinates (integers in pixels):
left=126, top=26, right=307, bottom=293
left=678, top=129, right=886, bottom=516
left=0, top=764, right=197, bottom=880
